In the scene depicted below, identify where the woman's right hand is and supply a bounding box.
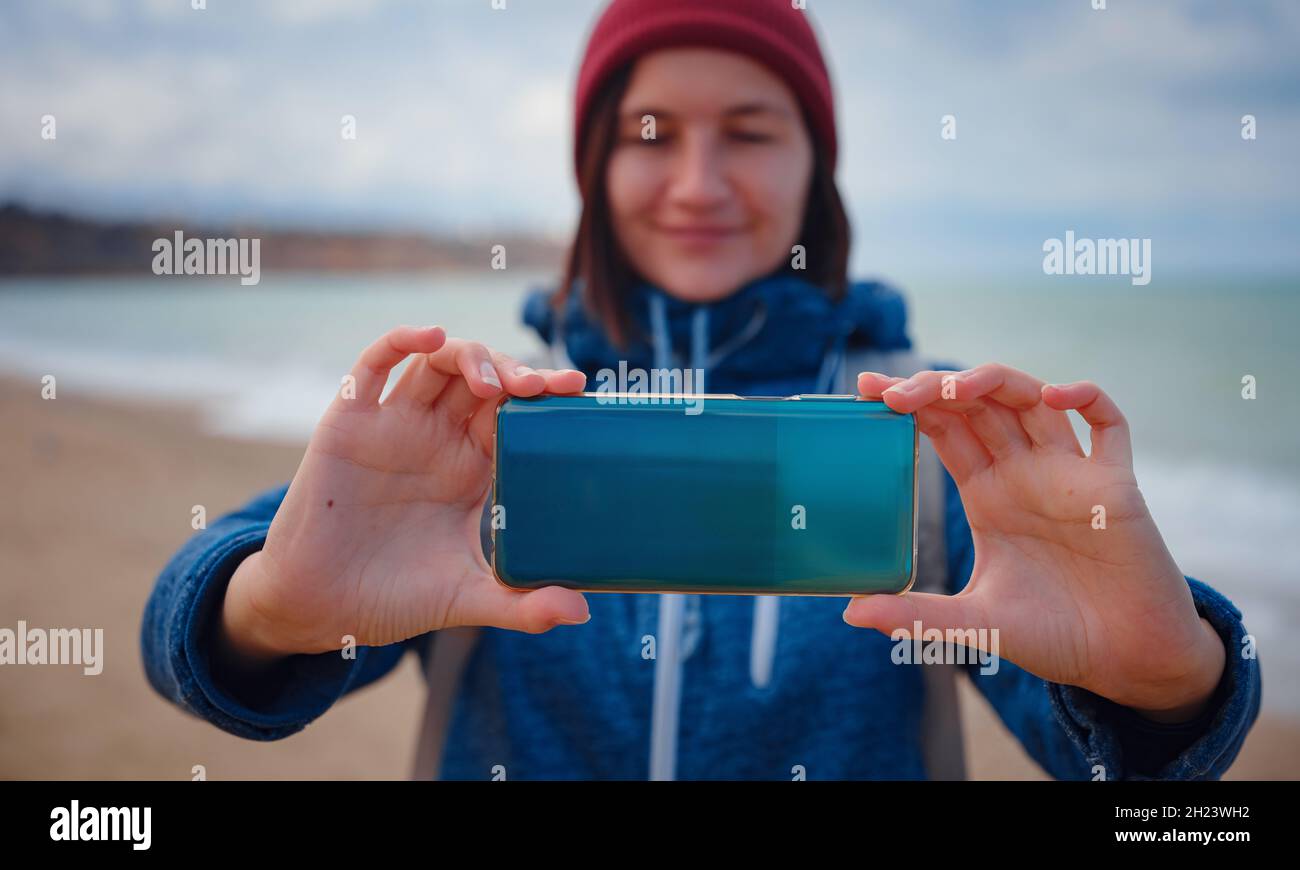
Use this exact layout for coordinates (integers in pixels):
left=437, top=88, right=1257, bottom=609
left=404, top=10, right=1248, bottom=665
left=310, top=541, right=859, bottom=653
left=217, top=325, right=590, bottom=664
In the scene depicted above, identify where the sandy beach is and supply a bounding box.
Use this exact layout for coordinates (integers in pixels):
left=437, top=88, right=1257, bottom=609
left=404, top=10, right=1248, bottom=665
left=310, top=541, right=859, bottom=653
left=0, top=373, right=1294, bottom=780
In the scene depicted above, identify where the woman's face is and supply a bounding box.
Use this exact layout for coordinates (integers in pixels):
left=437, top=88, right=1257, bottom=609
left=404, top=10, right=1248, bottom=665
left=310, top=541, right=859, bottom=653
left=606, top=47, right=815, bottom=304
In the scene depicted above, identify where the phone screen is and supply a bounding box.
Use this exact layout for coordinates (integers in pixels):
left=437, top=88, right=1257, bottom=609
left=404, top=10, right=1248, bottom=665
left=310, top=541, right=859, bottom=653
left=492, top=394, right=917, bottom=596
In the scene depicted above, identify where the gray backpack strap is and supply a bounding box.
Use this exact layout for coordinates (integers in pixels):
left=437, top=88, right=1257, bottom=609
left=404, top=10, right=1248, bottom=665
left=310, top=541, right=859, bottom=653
left=412, top=348, right=555, bottom=781
left=409, top=501, right=493, bottom=780
left=410, top=626, right=480, bottom=780
left=839, top=348, right=968, bottom=781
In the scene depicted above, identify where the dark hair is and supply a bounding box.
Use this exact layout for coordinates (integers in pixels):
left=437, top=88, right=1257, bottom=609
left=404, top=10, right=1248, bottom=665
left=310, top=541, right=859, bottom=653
left=557, top=62, right=851, bottom=349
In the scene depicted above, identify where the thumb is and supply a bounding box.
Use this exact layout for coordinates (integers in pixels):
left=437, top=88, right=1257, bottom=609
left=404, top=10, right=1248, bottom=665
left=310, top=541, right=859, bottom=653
left=454, top=579, right=591, bottom=634
left=843, top=590, right=990, bottom=650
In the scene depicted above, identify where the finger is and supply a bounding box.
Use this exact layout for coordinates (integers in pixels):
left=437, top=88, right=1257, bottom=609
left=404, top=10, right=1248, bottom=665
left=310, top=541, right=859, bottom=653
left=861, top=370, right=1001, bottom=482
left=860, top=372, right=992, bottom=488
left=377, top=335, right=500, bottom=412
left=386, top=351, right=453, bottom=408
left=912, top=407, right=993, bottom=485
left=342, top=325, right=446, bottom=410
left=1042, top=380, right=1133, bottom=467
left=466, top=367, right=588, bottom=452
left=432, top=341, right=504, bottom=422
left=843, top=589, right=993, bottom=654
left=491, top=352, right=547, bottom=398
left=538, top=368, right=588, bottom=395
left=881, top=371, right=1031, bottom=459
left=856, top=371, right=905, bottom=398
left=951, top=364, right=1082, bottom=455
left=452, top=580, right=591, bottom=634
left=392, top=344, right=558, bottom=410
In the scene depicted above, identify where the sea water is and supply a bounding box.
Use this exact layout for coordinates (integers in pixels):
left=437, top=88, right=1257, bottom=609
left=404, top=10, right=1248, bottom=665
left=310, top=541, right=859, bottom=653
left=1, top=269, right=1296, bottom=712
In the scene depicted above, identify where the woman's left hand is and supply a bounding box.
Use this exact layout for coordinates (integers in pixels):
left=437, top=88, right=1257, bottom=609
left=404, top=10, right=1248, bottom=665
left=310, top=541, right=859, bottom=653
left=845, top=363, right=1226, bottom=723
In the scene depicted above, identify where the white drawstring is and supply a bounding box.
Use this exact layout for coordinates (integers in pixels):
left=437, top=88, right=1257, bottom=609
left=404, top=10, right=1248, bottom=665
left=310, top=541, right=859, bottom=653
left=648, top=292, right=688, bottom=781
left=649, top=592, right=686, bottom=780
left=749, top=597, right=780, bottom=689
left=746, top=340, right=846, bottom=690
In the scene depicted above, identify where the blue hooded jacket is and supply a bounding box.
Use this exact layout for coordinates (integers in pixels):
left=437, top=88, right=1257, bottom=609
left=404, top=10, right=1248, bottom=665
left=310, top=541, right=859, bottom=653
left=140, top=273, right=1262, bottom=779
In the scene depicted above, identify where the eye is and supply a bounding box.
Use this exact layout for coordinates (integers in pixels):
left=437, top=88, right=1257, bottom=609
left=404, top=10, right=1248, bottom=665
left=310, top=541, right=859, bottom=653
left=621, top=130, right=672, bottom=146
left=727, top=129, right=774, bottom=144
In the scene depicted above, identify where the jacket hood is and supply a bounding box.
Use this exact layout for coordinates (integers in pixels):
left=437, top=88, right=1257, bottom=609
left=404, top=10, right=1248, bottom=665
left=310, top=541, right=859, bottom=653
left=522, top=272, right=912, bottom=395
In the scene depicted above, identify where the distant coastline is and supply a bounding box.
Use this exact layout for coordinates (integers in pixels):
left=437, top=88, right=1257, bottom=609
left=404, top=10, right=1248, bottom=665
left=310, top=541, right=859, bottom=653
left=0, top=203, right=566, bottom=276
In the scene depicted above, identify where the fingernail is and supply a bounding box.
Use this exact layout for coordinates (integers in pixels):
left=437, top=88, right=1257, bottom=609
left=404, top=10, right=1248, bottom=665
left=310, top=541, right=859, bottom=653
left=556, top=612, right=591, bottom=626
left=561, top=369, right=583, bottom=377
left=515, top=365, right=536, bottom=377
left=883, top=383, right=910, bottom=396
left=480, top=361, right=501, bottom=388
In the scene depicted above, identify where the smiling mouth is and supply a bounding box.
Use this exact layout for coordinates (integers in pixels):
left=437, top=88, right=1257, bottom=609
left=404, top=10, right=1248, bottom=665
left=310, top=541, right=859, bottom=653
left=654, top=224, right=745, bottom=242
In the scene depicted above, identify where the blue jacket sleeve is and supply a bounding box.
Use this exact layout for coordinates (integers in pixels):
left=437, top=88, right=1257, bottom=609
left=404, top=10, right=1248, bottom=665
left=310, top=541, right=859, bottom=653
left=140, top=482, right=419, bottom=741
left=940, top=466, right=1262, bottom=780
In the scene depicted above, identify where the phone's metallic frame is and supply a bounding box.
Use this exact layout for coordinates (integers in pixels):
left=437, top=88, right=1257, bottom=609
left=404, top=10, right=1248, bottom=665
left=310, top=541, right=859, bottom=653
left=490, top=392, right=919, bottom=598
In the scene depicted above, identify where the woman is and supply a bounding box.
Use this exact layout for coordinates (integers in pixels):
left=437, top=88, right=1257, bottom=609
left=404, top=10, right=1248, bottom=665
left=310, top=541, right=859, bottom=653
left=141, top=0, right=1260, bottom=780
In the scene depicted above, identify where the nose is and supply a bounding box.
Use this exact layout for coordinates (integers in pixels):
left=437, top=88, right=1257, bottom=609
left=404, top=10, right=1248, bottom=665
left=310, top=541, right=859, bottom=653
left=666, top=128, right=730, bottom=210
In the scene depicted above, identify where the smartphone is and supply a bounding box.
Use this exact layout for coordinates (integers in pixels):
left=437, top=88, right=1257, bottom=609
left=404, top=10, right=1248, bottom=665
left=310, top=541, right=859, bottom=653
left=491, top=393, right=917, bottom=596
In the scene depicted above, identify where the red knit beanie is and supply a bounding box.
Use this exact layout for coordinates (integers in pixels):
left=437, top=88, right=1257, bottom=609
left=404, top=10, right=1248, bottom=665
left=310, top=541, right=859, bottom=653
left=573, top=0, right=838, bottom=177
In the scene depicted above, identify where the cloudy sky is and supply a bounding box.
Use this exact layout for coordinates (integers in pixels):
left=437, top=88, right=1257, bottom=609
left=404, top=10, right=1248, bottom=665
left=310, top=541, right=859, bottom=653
left=2, top=0, right=1297, bottom=276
